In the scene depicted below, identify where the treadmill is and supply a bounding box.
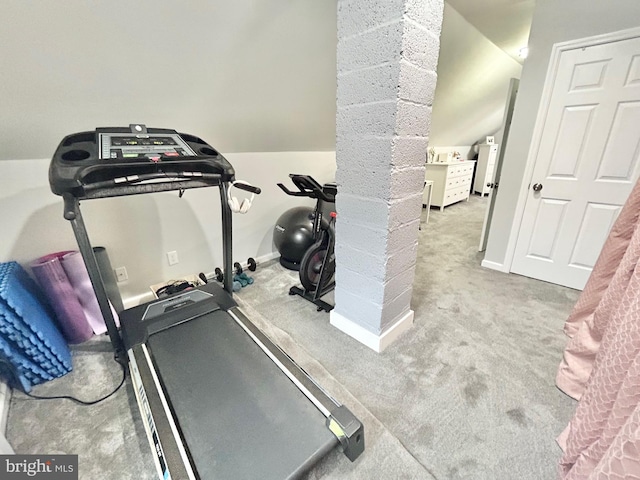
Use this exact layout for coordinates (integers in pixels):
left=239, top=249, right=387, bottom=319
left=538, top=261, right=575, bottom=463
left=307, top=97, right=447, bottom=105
left=49, top=125, right=364, bottom=479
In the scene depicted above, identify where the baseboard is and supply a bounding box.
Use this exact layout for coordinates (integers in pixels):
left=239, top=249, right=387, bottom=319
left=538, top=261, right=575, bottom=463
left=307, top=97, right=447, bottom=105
left=123, top=252, right=282, bottom=309
left=0, top=381, right=11, bottom=435
left=481, top=259, right=509, bottom=273
left=330, top=310, right=414, bottom=352
left=203, top=252, right=280, bottom=280
left=252, top=252, right=280, bottom=267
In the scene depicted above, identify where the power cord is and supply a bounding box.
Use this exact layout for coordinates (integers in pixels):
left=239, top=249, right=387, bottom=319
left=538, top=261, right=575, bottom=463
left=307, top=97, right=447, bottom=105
left=0, top=358, right=127, bottom=406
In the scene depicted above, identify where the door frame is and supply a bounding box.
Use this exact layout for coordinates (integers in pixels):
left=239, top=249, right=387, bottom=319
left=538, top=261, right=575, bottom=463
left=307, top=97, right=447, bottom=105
left=479, top=77, right=519, bottom=252
left=503, top=26, right=640, bottom=276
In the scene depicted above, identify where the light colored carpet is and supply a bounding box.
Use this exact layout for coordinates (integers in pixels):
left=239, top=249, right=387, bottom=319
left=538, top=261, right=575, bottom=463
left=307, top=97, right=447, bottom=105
left=6, top=195, right=580, bottom=479
left=237, top=195, right=580, bottom=479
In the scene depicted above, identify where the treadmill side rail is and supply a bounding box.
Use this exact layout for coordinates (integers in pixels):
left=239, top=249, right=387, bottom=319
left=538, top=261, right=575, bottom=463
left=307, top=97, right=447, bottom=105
left=129, top=347, right=196, bottom=480
left=327, top=405, right=365, bottom=462
left=228, top=306, right=365, bottom=462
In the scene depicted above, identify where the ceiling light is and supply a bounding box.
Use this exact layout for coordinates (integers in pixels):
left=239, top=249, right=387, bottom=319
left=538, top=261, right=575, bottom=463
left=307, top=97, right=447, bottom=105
left=518, top=47, right=529, bottom=59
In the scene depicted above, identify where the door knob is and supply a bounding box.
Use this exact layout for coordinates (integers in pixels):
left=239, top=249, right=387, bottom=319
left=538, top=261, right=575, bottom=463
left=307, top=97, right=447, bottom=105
left=487, top=183, right=492, bottom=188
left=532, top=183, right=543, bottom=192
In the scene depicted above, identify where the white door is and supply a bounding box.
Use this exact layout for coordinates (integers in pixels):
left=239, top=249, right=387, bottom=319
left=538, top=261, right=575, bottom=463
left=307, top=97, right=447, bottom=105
left=479, top=79, right=519, bottom=252
left=511, top=35, right=640, bottom=289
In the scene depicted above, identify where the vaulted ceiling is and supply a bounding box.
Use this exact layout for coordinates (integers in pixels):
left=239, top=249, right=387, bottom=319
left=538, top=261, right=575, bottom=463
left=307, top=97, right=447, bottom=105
left=446, top=0, right=535, bottom=63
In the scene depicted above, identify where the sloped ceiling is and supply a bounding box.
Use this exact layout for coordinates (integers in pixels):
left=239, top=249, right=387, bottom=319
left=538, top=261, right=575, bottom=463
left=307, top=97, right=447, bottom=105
left=429, top=3, right=524, bottom=147
left=447, top=0, right=535, bottom=63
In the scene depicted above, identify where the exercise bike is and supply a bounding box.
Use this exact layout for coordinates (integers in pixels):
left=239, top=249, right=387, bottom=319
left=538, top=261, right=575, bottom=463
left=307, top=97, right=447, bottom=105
left=277, top=175, right=337, bottom=312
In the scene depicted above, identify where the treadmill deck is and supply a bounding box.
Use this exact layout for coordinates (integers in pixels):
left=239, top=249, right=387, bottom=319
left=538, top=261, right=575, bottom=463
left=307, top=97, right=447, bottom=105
left=142, top=308, right=336, bottom=479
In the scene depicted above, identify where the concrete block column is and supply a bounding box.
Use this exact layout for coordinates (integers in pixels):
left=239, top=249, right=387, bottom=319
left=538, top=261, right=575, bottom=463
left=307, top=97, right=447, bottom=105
left=331, top=0, right=444, bottom=351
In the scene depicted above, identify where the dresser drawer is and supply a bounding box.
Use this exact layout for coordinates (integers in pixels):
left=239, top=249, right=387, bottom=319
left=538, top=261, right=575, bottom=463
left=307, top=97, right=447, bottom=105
left=448, top=163, right=474, bottom=178
left=443, top=185, right=469, bottom=205
left=445, top=174, right=472, bottom=191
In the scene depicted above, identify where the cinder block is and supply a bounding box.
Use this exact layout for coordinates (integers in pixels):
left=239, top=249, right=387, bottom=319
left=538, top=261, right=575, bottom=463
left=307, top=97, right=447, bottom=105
left=337, top=101, right=398, bottom=138
left=336, top=129, right=430, bottom=172
left=336, top=216, right=419, bottom=261
left=338, top=0, right=405, bottom=38
left=386, top=241, right=419, bottom=279
left=381, top=266, right=417, bottom=305
left=395, top=100, right=431, bottom=136
left=401, top=20, right=441, bottom=71
left=398, top=59, right=438, bottom=106
left=405, top=0, right=444, bottom=35
left=380, top=288, right=414, bottom=330
left=334, top=280, right=414, bottom=334
left=389, top=193, right=424, bottom=229
left=337, top=20, right=403, bottom=73
left=389, top=166, right=426, bottom=200
left=335, top=265, right=386, bottom=304
left=341, top=165, right=424, bottom=202
left=337, top=135, right=394, bottom=172
left=334, top=287, right=384, bottom=333
left=335, top=236, right=418, bottom=284
left=334, top=193, right=390, bottom=230
left=337, top=62, right=400, bottom=106
left=336, top=161, right=392, bottom=199
left=387, top=219, right=421, bottom=256
left=336, top=139, right=427, bottom=199
left=335, top=217, right=389, bottom=259
left=335, top=263, right=416, bottom=307
left=335, top=242, right=386, bottom=282
left=391, top=135, right=430, bottom=168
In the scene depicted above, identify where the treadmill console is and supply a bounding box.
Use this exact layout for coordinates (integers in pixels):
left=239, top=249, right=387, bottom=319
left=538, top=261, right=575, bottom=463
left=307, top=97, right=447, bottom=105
left=49, top=124, right=235, bottom=198
left=99, top=132, right=197, bottom=160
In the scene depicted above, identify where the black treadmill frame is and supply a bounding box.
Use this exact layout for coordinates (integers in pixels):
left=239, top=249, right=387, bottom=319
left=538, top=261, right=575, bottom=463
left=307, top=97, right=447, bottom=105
left=61, top=177, right=235, bottom=363
left=50, top=127, right=364, bottom=479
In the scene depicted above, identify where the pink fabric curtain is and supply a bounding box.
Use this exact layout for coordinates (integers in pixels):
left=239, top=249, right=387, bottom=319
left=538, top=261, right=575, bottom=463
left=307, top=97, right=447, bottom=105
left=556, top=179, right=640, bottom=479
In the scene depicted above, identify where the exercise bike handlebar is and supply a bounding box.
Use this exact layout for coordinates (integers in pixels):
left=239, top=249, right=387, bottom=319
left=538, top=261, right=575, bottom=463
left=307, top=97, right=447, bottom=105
left=277, top=174, right=335, bottom=203
left=234, top=182, right=262, bottom=195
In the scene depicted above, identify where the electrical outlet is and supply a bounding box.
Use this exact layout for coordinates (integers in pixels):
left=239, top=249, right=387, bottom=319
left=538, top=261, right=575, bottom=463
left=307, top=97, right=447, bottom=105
left=167, top=251, right=179, bottom=266
left=115, top=266, right=128, bottom=282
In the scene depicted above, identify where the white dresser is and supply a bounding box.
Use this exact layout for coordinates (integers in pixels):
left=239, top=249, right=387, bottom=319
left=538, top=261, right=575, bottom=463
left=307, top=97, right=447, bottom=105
left=473, top=144, right=499, bottom=195
left=424, top=160, right=475, bottom=211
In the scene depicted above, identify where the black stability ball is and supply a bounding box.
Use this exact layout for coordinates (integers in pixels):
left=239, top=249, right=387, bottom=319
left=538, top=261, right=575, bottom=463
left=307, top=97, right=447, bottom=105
left=273, top=207, right=315, bottom=271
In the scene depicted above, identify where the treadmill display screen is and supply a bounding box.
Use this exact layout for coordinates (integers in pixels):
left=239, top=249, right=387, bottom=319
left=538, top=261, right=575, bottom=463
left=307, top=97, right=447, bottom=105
left=141, top=290, right=213, bottom=322
left=99, top=133, right=197, bottom=160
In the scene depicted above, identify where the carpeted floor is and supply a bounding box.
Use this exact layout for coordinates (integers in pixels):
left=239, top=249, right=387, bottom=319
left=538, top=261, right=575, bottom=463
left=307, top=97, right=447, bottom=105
left=6, top=194, right=580, bottom=479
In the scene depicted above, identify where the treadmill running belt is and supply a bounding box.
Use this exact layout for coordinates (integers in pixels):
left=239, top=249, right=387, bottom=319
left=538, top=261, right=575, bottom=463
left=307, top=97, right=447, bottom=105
left=147, top=310, right=336, bottom=480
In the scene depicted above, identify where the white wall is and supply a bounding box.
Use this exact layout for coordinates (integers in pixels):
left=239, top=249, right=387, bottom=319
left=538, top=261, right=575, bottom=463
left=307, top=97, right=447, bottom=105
left=429, top=3, right=522, bottom=147
left=484, top=0, right=640, bottom=269
left=0, top=0, right=337, bottom=160
left=0, top=153, right=335, bottom=302
left=0, top=1, right=340, bottom=301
